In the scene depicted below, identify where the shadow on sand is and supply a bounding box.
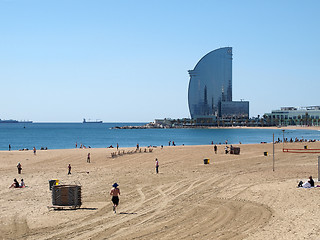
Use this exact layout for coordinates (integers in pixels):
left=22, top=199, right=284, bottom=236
left=49, top=207, right=98, bottom=211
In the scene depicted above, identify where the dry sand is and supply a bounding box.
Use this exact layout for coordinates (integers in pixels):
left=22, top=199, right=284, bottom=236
left=1, top=142, right=320, bottom=240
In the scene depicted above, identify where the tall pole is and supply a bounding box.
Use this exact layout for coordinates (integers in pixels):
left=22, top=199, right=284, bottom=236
left=282, top=129, right=285, bottom=152
left=273, top=133, right=275, bottom=171
left=318, top=156, right=320, bottom=181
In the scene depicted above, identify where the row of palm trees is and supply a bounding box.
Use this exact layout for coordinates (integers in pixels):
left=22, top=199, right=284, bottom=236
left=169, top=112, right=320, bottom=127
left=263, top=112, right=320, bottom=126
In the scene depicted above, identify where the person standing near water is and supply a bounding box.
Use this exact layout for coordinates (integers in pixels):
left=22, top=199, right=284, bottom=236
left=110, top=183, right=120, bottom=213
left=155, top=158, right=159, bottom=174
left=9, top=144, right=11, bottom=151
left=87, top=153, right=91, bottom=163
left=33, top=147, right=36, bottom=155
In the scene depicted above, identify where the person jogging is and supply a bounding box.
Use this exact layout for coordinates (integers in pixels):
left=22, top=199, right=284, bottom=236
left=110, top=183, right=120, bottom=213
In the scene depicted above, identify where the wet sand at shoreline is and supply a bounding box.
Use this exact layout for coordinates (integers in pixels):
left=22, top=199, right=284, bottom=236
left=1, top=142, right=320, bottom=239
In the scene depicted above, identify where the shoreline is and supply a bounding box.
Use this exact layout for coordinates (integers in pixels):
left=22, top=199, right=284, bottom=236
left=207, top=126, right=320, bottom=130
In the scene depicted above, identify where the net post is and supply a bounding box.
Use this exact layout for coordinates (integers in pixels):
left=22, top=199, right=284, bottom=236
left=318, top=156, right=320, bottom=181
left=273, top=133, right=275, bottom=172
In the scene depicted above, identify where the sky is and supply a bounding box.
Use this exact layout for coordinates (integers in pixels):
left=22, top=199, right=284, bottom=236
left=0, top=0, right=319, bottom=122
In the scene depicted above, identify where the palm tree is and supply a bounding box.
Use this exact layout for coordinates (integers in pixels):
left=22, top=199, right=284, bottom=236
left=305, top=113, right=309, bottom=126
left=260, top=118, right=264, bottom=127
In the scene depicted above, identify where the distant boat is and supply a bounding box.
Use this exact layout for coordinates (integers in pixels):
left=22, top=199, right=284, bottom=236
left=0, top=119, right=18, bottom=123
left=0, top=119, right=33, bottom=123
left=83, top=118, right=103, bottom=123
left=19, top=120, right=33, bottom=123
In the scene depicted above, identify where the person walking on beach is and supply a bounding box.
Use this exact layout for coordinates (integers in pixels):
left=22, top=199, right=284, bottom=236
left=68, top=164, right=72, bottom=175
left=225, top=146, right=229, bottom=154
left=33, top=147, right=36, bottom=155
left=214, top=145, right=217, bottom=154
left=87, top=153, right=91, bottom=163
left=75, top=142, right=77, bottom=148
left=155, top=158, right=159, bottom=174
left=117, top=143, right=119, bottom=150
left=136, top=143, right=139, bottom=150
left=110, top=183, right=120, bottom=213
left=17, top=162, right=22, bottom=174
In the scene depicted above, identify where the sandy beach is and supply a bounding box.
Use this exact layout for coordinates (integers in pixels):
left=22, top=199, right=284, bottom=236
left=1, top=141, right=320, bottom=239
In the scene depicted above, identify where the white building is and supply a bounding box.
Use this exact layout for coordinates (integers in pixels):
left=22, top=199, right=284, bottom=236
left=264, top=106, right=320, bottom=126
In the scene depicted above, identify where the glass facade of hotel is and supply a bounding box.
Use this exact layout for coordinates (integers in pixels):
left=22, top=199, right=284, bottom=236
left=188, top=47, right=248, bottom=120
left=221, top=101, right=249, bottom=119
left=188, top=47, right=232, bottom=119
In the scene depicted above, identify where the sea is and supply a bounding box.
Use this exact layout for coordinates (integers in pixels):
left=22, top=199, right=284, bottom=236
left=0, top=123, right=320, bottom=151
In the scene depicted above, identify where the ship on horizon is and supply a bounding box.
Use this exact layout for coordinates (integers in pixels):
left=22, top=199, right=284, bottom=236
left=83, top=118, right=103, bottom=123
left=0, top=119, right=33, bottom=123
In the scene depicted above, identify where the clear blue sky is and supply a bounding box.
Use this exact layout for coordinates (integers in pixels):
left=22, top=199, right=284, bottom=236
left=1, top=0, right=319, bottom=122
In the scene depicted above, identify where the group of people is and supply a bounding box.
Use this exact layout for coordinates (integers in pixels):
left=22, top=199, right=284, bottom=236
left=9, top=178, right=25, bottom=188
left=11, top=163, right=26, bottom=188
left=298, top=176, right=315, bottom=188
left=75, top=142, right=91, bottom=149
left=168, top=141, right=176, bottom=146
left=213, top=144, right=237, bottom=154
left=275, top=137, right=318, bottom=144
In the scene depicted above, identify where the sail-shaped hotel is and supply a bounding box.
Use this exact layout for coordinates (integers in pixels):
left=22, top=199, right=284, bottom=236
left=188, top=47, right=249, bottom=124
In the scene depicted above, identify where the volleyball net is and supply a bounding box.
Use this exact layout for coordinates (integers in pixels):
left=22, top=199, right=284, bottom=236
left=283, top=148, right=320, bottom=153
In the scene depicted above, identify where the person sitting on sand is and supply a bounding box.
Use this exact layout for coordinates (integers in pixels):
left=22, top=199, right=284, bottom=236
left=9, top=178, right=20, bottom=188
left=110, top=183, right=120, bottom=213
left=298, top=176, right=315, bottom=188
left=308, top=176, right=314, bottom=187
left=20, top=179, right=25, bottom=188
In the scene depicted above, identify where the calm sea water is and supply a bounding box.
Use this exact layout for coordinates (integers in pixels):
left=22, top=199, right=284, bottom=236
left=0, top=123, right=320, bottom=151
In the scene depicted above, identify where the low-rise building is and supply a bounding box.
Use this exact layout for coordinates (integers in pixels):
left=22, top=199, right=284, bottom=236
left=264, top=106, right=320, bottom=126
